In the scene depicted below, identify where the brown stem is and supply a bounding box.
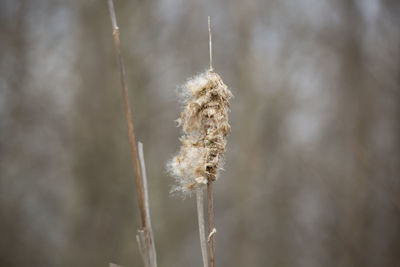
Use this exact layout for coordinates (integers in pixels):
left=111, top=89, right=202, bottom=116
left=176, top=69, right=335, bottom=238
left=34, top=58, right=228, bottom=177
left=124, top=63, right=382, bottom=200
left=197, top=188, right=209, bottom=267
left=107, top=0, right=148, bottom=230
left=207, top=16, right=216, bottom=267
left=207, top=181, right=215, bottom=267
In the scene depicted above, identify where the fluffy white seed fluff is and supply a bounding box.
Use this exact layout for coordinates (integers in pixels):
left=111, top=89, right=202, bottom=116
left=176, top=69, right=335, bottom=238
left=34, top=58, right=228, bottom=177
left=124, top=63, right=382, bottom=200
left=167, top=70, right=233, bottom=195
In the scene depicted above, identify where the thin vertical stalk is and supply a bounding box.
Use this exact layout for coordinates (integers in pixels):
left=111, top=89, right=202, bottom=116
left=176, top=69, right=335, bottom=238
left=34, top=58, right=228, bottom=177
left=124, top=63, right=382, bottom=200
left=107, top=2, right=157, bottom=267
left=107, top=0, right=148, bottom=229
left=207, top=182, right=215, bottom=267
left=208, top=16, right=213, bottom=71
left=138, top=142, right=157, bottom=267
left=207, top=16, right=216, bottom=267
left=197, top=188, right=209, bottom=267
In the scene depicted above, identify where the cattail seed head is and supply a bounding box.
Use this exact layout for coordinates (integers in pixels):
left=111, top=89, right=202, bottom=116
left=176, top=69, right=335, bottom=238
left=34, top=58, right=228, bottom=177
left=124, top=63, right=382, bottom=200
left=167, top=70, right=233, bottom=195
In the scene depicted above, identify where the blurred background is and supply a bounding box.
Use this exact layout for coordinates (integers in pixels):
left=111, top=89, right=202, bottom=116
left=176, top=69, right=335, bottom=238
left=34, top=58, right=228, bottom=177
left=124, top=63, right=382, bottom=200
left=1, top=0, right=400, bottom=266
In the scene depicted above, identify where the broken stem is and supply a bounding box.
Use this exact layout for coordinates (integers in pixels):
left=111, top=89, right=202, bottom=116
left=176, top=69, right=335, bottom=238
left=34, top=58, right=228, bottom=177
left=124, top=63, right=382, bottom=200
left=138, top=142, right=157, bottom=267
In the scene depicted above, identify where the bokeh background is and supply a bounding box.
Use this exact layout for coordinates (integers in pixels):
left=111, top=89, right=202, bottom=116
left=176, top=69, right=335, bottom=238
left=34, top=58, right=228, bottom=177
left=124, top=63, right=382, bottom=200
left=1, top=0, right=400, bottom=266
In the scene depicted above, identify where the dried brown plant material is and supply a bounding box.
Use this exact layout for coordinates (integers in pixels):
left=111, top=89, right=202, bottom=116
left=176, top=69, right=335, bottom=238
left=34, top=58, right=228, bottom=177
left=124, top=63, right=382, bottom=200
left=168, top=70, right=233, bottom=195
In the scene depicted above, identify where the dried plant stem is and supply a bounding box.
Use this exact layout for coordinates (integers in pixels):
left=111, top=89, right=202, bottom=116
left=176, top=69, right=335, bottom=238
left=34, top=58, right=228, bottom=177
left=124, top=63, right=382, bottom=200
left=197, top=188, right=209, bottom=267
left=207, top=182, right=215, bottom=267
left=107, top=0, right=147, bottom=228
left=208, top=16, right=213, bottom=71
left=207, top=16, right=216, bottom=267
left=107, top=1, right=156, bottom=267
left=138, top=142, right=157, bottom=267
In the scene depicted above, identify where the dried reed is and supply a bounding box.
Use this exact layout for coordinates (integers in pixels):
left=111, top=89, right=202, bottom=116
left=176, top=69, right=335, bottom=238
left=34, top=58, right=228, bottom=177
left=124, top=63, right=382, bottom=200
left=167, top=17, right=232, bottom=267
left=107, top=1, right=157, bottom=266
